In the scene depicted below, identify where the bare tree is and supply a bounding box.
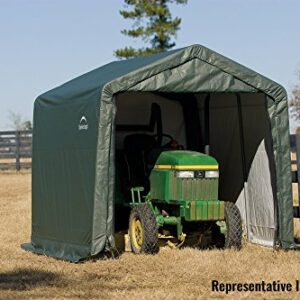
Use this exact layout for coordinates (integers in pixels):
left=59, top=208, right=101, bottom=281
left=8, top=111, right=32, bottom=130
left=289, top=71, right=300, bottom=120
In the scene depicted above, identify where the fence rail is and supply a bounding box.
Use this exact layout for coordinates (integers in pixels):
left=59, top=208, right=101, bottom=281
left=0, top=130, right=32, bottom=170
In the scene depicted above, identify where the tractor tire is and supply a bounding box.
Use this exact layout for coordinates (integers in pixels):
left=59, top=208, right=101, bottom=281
left=224, top=201, right=243, bottom=249
left=129, top=203, right=159, bottom=254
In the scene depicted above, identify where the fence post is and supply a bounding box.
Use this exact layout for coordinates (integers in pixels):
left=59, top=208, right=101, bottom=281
left=15, top=131, right=21, bottom=171
left=294, top=133, right=300, bottom=218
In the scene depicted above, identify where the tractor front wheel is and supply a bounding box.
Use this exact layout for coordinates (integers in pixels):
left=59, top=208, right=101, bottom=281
left=224, top=202, right=243, bottom=249
left=129, top=203, right=159, bottom=254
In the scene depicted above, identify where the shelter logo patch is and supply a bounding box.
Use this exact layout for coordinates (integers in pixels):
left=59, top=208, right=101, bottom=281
left=78, top=116, right=88, bottom=130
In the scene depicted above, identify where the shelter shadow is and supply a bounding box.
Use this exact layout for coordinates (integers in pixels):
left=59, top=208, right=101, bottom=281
left=0, top=268, right=61, bottom=291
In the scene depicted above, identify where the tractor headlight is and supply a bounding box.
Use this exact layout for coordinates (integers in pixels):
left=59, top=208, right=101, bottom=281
left=177, top=171, right=194, bottom=178
left=205, top=170, right=219, bottom=178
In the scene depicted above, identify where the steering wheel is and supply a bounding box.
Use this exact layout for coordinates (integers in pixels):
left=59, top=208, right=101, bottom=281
left=153, top=133, right=176, bottom=148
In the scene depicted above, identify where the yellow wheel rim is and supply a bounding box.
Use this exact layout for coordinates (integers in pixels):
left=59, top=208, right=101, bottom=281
left=131, top=217, right=144, bottom=250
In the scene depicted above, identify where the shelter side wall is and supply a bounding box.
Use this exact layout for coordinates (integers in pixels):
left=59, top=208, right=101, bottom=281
left=200, top=93, right=276, bottom=246
left=240, top=94, right=276, bottom=246
left=31, top=99, right=98, bottom=261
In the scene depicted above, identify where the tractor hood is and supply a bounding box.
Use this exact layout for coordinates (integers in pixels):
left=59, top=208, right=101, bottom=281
left=154, top=151, right=218, bottom=170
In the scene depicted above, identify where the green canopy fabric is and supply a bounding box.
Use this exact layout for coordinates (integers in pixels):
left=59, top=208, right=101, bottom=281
left=22, top=44, right=294, bottom=262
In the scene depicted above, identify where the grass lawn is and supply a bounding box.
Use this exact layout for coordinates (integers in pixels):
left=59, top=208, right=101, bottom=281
left=1, top=171, right=300, bottom=299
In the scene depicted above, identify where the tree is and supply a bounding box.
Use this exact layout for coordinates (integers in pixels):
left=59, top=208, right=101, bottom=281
left=115, top=0, right=188, bottom=59
left=289, top=72, right=300, bottom=121
left=8, top=111, right=32, bottom=130
left=22, top=120, right=33, bottom=130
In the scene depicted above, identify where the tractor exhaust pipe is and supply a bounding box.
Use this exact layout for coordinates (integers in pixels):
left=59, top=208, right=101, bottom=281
left=204, top=94, right=210, bottom=155
left=204, top=144, right=210, bottom=155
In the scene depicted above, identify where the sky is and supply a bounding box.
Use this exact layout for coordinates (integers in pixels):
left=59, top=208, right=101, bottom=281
left=0, top=0, right=300, bottom=131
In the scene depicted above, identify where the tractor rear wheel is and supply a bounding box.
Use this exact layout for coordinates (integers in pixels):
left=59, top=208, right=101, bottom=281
left=129, top=203, right=159, bottom=254
left=224, top=202, right=243, bottom=249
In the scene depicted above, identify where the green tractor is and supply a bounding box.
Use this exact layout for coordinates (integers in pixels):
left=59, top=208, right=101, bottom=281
left=116, top=103, right=243, bottom=254
left=126, top=149, right=243, bottom=254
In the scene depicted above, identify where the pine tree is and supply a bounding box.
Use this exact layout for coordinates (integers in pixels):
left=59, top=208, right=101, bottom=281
left=115, top=0, right=188, bottom=59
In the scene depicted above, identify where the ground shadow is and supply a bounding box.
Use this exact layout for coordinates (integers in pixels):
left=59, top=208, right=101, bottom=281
left=0, top=268, right=61, bottom=291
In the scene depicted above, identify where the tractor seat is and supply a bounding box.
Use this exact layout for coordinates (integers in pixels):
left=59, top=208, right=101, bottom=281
left=123, top=133, right=158, bottom=190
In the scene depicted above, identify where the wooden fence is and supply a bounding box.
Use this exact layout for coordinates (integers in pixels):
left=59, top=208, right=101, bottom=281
left=291, top=134, right=300, bottom=217
left=0, top=130, right=32, bottom=170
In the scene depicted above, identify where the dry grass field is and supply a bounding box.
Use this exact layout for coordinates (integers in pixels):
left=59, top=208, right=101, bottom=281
left=1, top=171, right=300, bottom=299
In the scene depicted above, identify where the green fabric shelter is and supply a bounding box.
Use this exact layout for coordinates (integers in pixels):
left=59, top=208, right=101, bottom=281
left=22, top=44, right=295, bottom=262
